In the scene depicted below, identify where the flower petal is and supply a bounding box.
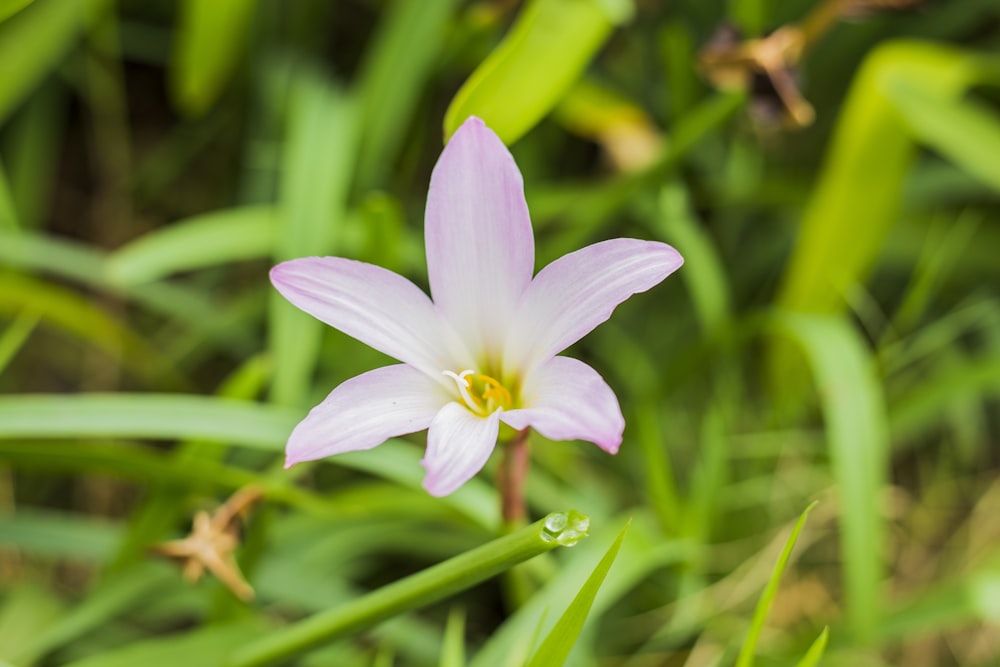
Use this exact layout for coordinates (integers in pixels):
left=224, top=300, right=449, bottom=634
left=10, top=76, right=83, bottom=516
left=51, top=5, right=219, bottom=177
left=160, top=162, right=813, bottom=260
left=503, top=239, right=682, bottom=374
left=422, top=402, right=501, bottom=497
left=285, top=364, right=450, bottom=467
left=425, top=116, right=534, bottom=358
left=271, top=257, right=471, bottom=378
left=501, top=356, right=624, bottom=453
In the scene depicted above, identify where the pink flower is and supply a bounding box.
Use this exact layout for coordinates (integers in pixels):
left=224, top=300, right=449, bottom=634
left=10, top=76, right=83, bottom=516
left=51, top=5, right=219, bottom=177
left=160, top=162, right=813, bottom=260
left=270, top=117, right=683, bottom=496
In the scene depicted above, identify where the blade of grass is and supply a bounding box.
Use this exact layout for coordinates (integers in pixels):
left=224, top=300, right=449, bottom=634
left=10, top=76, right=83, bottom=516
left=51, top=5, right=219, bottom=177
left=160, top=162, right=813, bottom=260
left=0, top=310, right=37, bottom=375
left=0, top=507, right=121, bottom=561
left=0, top=393, right=296, bottom=447
left=734, top=501, right=817, bottom=667
left=169, top=0, right=256, bottom=116
left=0, top=159, right=17, bottom=229
left=269, top=72, right=358, bottom=406
left=0, top=272, right=188, bottom=388
left=524, top=520, right=629, bottom=667
left=887, top=78, right=1000, bottom=192
left=0, top=0, right=98, bottom=126
left=61, top=620, right=266, bottom=667
left=777, top=41, right=990, bottom=316
left=16, top=564, right=178, bottom=665
left=0, top=0, right=32, bottom=22
left=444, top=0, right=632, bottom=144
left=793, top=627, right=829, bottom=667
left=770, top=313, right=889, bottom=642
left=105, top=206, right=275, bottom=285
left=655, top=181, right=731, bottom=336
left=354, top=0, right=459, bottom=188
left=0, top=586, right=64, bottom=664
left=0, top=229, right=258, bottom=352
left=439, top=607, right=466, bottom=667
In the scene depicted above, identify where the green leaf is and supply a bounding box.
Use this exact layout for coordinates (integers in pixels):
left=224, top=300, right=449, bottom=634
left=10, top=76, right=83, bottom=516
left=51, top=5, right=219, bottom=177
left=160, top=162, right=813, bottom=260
left=0, top=272, right=188, bottom=388
left=888, top=80, right=1000, bottom=192
left=0, top=229, right=258, bottom=352
left=776, top=41, right=987, bottom=316
left=169, top=0, right=256, bottom=116
left=0, top=0, right=33, bottom=23
left=444, top=0, right=631, bottom=144
left=269, top=72, right=358, bottom=407
left=0, top=0, right=95, bottom=126
left=62, top=620, right=266, bottom=667
left=0, top=507, right=121, bottom=561
left=735, top=502, right=817, bottom=667
left=226, top=511, right=590, bottom=667
left=16, top=564, right=177, bottom=665
left=0, top=159, right=18, bottom=230
left=439, top=607, right=466, bottom=667
left=656, top=182, right=731, bottom=335
left=524, top=519, right=629, bottom=667
left=355, top=0, right=459, bottom=188
left=771, top=313, right=889, bottom=642
left=0, top=310, right=37, bottom=376
left=0, top=585, right=64, bottom=664
left=793, top=627, right=829, bottom=667
left=0, top=393, right=297, bottom=448
left=105, top=206, right=275, bottom=286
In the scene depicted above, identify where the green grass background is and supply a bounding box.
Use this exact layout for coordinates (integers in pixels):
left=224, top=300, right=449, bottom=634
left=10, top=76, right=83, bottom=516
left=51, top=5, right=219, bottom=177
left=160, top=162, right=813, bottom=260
left=1, top=0, right=999, bottom=665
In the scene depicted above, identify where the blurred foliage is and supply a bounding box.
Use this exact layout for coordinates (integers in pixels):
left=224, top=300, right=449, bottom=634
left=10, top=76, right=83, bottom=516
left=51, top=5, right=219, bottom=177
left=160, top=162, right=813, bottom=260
left=1, top=0, right=1000, bottom=665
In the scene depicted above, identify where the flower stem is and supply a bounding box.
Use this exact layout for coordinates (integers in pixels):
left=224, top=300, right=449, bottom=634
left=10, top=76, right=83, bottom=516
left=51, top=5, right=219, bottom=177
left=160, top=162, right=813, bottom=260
left=498, top=428, right=530, bottom=526
left=225, top=511, right=588, bottom=667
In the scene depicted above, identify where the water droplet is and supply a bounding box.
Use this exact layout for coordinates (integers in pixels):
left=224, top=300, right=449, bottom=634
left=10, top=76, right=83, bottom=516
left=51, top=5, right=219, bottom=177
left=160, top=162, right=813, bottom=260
left=540, top=510, right=590, bottom=547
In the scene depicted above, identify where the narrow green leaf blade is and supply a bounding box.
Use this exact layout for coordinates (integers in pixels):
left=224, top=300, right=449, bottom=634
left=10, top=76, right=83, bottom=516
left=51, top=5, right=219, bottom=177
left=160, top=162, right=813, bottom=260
left=0, top=0, right=94, bottom=126
left=0, top=393, right=297, bottom=448
left=439, top=607, right=466, bottom=667
left=889, top=82, right=1000, bottom=192
left=735, top=502, right=817, bottom=667
left=0, top=0, right=33, bottom=23
left=355, top=0, right=459, bottom=187
left=771, top=313, right=889, bottom=642
left=105, top=206, right=275, bottom=285
left=62, top=621, right=266, bottom=667
left=793, top=627, right=829, bottom=667
left=169, top=0, right=256, bottom=116
left=444, top=0, right=630, bottom=144
left=524, top=519, right=629, bottom=667
left=269, top=73, right=358, bottom=406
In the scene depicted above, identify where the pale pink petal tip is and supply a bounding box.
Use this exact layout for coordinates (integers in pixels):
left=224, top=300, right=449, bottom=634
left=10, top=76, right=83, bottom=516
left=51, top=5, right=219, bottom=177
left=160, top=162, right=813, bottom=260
left=421, top=404, right=501, bottom=497
left=500, top=357, right=624, bottom=454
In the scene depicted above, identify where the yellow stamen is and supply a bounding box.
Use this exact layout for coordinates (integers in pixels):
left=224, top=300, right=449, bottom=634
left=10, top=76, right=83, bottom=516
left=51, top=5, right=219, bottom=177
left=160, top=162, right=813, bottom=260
left=478, top=374, right=512, bottom=407
left=443, top=369, right=513, bottom=415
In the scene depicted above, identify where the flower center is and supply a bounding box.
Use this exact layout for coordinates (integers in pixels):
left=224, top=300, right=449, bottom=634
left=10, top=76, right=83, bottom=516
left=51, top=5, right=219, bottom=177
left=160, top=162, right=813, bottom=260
left=442, top=369, right=513, bottom=416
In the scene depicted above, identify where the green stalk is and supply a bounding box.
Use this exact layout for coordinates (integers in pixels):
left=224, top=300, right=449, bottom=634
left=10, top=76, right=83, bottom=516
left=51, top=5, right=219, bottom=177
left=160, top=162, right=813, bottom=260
left=226, top=511, right=590, bottom=667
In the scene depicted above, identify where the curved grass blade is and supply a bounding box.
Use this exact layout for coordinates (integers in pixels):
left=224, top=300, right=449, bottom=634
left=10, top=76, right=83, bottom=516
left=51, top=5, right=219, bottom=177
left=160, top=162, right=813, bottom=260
left=444, top=0, right=632, bottom=145
left=794, top=627, right=829, bottom=667
left=61, top=620, right=265, bottom=667
left=0, top=0, right=32, bottom=22
left=105, top=206, right=275, bottom=286
left=439, top=606, right=466, bottom=667
left=0, top=0, right=96, bottom=126
left=0, top=310, right=37, bottom=375
left=269, top=72, right=358, bottom=407
left=735, top=502, right=817, bottom=667
left=0, top=393, right=297, bottom=448
left=169, top=0, right=256, bottom=116
left=770, top=313, right=889, bottom=642
left=524, top=519, right=629, bottom=667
